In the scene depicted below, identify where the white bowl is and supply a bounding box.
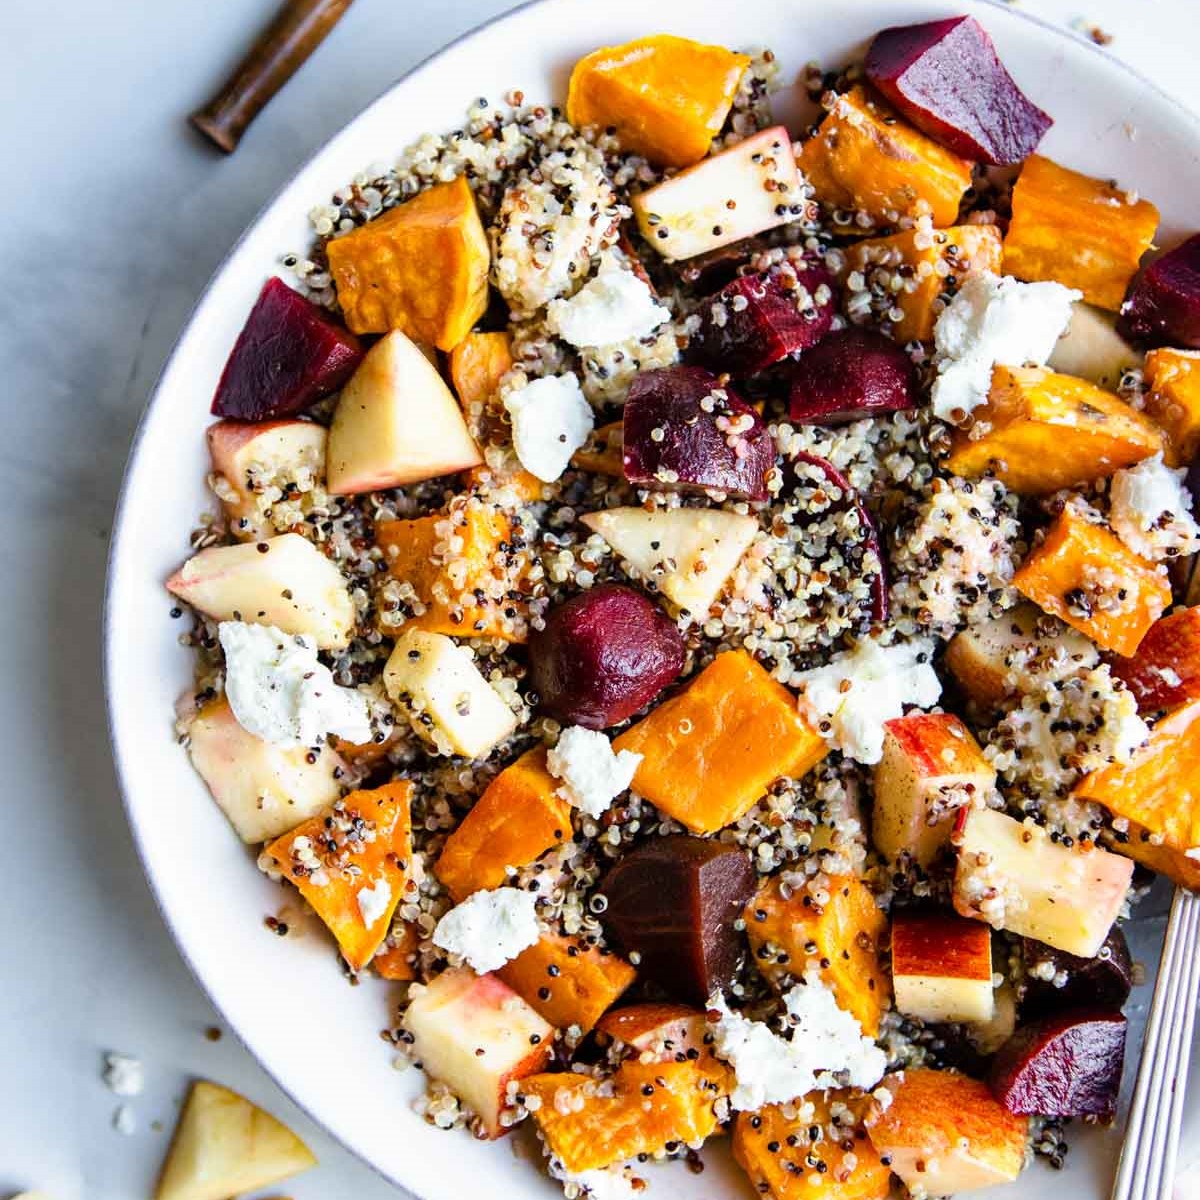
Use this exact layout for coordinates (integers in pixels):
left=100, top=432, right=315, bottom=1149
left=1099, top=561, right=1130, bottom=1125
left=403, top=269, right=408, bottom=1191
left=105, top=2, right=1200, bottom=1197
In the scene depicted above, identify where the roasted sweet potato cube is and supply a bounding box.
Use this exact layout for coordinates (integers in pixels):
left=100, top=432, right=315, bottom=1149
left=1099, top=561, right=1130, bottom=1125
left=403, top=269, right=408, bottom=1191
left=1075, top=698, right=1200, bottom=886
left=844, top=224, right=1002, bottom=343
left=570, top=420, right=624, bottom=476
left=866, top=1069, right=1028, bottom=1194
left=498, top=933, right=634, bottom=1034
left=797, top=86, right=973, bottom=230
left=376, top=496, right=528, bottom=643
left=523, top=1058, right=728, bottom=1173
left=613, top=650, right=828, bottom=834
left=946, top=364, right=1163, bottom=495
left=744, top=873, right=890, bottom=1037
left=1003, top=155, right=1159, bottom=311
left=1143, top=347, right=1200, bottom=467
left=734, top=1091, right=891, bottom=1200
left=434, top=746, right=572, bottom=901
left=567, top=35, right=750, bottom=169
left=327, top=176, right=490, bottom=348
left=372, top=921, right=418, bottom=980
left=448, top=330, right=513, bottom=408
left=266, top=780, right=413, bottom=972
left=1012, top=507, right=1171, bottom=656
left=1107, top=607, right=1200, bottom=710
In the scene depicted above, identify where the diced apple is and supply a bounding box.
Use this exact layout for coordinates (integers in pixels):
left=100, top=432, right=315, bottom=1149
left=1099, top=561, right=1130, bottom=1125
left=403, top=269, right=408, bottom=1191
left=1107, top=606, right=1200, bottom=711
left=632, top=126, right=802, bottom=262
left=952, top=807, right=1132, bottom=958
left=383, top=629, right=517, bottom=759
left=1048, top=302, right=1143, bottom=389
left=873, top=713, right=996, bottom=867
left=326, top=329, right=482, bottom=495
left=401, top=968, right=553, bottom=1137
left=970, top=982, right=1017, bottom=1056
left=166, top=532, right=355, bottom=650
left=866, top=1069, right=1027, bottom=1194
left=580, top=506, right=758, bottom=619
left=155, top=1080, right=315, bottom=1200
left=594, top=1003, right=707, bottom=1060
left=945, top=604, right=1099, bottom=709
left=891, top=910, right=994, bottom=1024
left=185, top=698, right=347, bottom=843
left=207, top=418, right=327, bottom=541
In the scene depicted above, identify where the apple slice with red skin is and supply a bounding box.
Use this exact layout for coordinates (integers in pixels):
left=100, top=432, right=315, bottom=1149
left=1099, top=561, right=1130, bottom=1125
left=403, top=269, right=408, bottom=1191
left=1119, top=233, right=1200, bottom=349
left=787, top=327, right=918, bottom=425
left=594, top=1003, right=708, bottom=1061
left=1107, top=606, right=1200, bottom=712
left=892, top=909, right=995, bottom=1024
left=212, top=277, right=363, bottom=420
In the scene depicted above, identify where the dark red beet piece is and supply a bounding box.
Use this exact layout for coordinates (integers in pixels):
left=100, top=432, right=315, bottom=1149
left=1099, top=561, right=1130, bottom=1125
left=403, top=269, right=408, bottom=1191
left=623, top=366, right=775, bottom=501
left=989, top=1009, right=1127, bottom=1120
left=678, top=237, right=771, bottom=293
left=688, top=264, right=837, bottom=377
left=212, top=276, right=363, bottom=420
left=1118, top=234, right=1200, bottom=349
left=787, top=328, right=918, bottom=425
left=528, top=583, right=684, bottom=730
left=865, top=16, right=1052, bottom=166
left=1021, top=927, right=1133, bottom=1017
left=600, top=837, right=756, bottom=1005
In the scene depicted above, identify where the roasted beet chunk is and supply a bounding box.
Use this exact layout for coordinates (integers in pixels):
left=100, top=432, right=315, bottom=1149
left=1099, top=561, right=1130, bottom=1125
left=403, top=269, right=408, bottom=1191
left=600, top=836, right=756, bottom=1005
left=787, top=328, right=918, bottom=425
left=1119, top=233, right=1200, bottom=348
left=212, top=277, right=364, bottom=420
left=865, top=16, right=1052, bottom=165
left=623, top=366, right=775, bottom=500
left=989, top=1009, right=1127, bottom=1120
left=528, top=583, right=685, bottom=730
left=1021, top=927, right=1133, bottom=1017
left=688, top=262, right=836, bottom=377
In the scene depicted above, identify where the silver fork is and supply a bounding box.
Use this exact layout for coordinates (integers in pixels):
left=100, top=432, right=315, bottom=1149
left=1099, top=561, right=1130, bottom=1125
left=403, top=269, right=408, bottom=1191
left=1111, top=888, right=1200, bottom=1200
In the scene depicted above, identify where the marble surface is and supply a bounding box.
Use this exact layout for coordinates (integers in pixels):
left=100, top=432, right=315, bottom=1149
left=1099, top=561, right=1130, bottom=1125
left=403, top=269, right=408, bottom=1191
left=2, top=1, right=1199, bottom=1197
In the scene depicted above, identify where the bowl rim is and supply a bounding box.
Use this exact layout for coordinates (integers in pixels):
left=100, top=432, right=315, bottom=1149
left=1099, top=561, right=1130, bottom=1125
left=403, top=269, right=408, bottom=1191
left=102, top=0, right=1200, bottom=1192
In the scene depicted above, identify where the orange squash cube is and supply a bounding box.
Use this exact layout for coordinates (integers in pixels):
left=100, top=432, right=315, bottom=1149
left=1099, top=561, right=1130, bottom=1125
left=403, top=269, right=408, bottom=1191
left=613, top=650, right=828, bottom=834
left=844, top=224, right=1003, bottom=343
left=523, top=1057, right=728, bottom=1173
left=1106, top=819, right=1200, bottom=891
left=946, top=364, right=1163, bottom=495
left=327, top=176, right=490, bottom=347
left=734, top=1091, right=891, bottom=1200
left=373, top=922, right=418, bottom=980
left=448, top=330, right=513, bottom=408
left=797, top=86, right=973, bottom=230
left=266, top=780, right=413, bottom=972
left=567, top=35, right=750, bottom=169
left=571, top=420, right=624, bottom=477
left=434, top=746, right=572, bottom=901
left=376, top=496, right=528, bottom=643
left=744, top=874, right=890, bottom=1037
left=1144, top=347, right=1200, bottom=467
left=1003, top=155, right=1160, bottom=311
left=1075, top=698, right=1200, bottom=888
left=498, top=933, right=636, bottom=1034
left=1012, top=507, right=1171, bottom=656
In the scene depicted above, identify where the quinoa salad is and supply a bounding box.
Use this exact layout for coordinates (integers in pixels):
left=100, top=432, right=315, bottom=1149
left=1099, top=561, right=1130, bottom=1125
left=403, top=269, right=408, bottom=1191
left=165, top=16, right=1200, bottom=1200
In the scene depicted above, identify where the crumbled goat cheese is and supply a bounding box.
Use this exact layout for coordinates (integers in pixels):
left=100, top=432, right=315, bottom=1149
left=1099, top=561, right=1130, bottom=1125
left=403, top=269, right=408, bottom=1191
left=432, top=886, right=540, bottom=974
left=112, top=1104, right=137, bottom=1135
left=102, top=1053, right=144, bottom=1097
left=218, top=621, right=370, bottom=747
left=504, top=373, right=595, bottom=483
left=553, top=1164, right=638, bottom=1200
left=708, top=976, right=886, bottom=1111
left=547, top=726, right=642, bottom=819
left=796, top=638, right=941, bottom=764
left=1109, top=453, right=1200, bottom=561
left=356, top=878, right=393, bottom=929
left=547, top=252, right=670, bottom=349
left=931, top=272, right=1080, bottom=421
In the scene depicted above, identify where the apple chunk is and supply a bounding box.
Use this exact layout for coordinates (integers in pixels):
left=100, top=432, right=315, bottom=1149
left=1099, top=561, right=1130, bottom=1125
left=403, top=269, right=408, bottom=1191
left=891, top=909, right=994, bottom=1024
left=873, top=712, right=995, bottom=867
left=186, top=698, right=347, bottom=843
left=632, top=126, right=803, bottom=261
left=166, top=532, right=355, bottom=650
left=155, top=1080, right=315, bottom=1200
left=402, top=968, right=553, bottom=1137
left=952, top=807, right=1132, bottom=958
left=207, top=418, right=327, bottom=541
left=327, top=329, right=482, bottom=495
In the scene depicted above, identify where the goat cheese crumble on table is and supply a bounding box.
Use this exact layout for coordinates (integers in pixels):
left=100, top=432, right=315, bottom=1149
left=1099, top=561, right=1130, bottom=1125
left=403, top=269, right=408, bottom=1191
left=1109, top=452, right=1200, bottom=561
left=931, top=271, right=1080, bottom=422
left=432, top=886, right=540, bottom=974
left=547, top=252, right=671, bottom=349
left=547, top=726, right=642, bottom=819
left=504, top=372, right=595, bottom=483
left=218, top=621, right=371, bottom=747
left=102, top=1052, right=144, bottom=1097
